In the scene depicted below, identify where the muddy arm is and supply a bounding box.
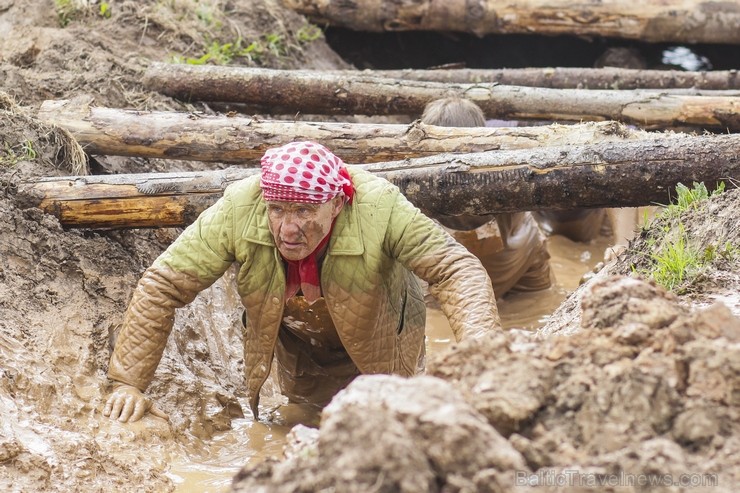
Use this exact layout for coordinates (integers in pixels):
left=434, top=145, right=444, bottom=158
left=108, top=194, right=237, bottom=389
left=107, top=266, right=213, bottom=389
left=385, top=193, right=501, bottom=340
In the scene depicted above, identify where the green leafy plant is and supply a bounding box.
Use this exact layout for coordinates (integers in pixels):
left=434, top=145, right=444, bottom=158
left=665, top=181, right=724, bottom=218
left=170, top=33, right=292, bottom=66
left=55, top=0, right=109, bottom=26
left=171, top=39, right=241, bottom=65
left=242, top=33, right=289, bottom=64
left=20, top=140, right=37, bottom=160
left=295, top=24, right=323, bottom=44
left=55, top=0, right=78, bottom=27
left=55, top=0, right=111, bottom=26
left=199, top=40, right=242, bottom=64
left=1, top=140, right=37, bottom=167
left=99, top=2, right=111, bottom=19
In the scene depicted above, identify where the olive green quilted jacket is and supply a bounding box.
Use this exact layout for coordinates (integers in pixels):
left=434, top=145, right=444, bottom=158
left=108, top=168, right=499, bottom=417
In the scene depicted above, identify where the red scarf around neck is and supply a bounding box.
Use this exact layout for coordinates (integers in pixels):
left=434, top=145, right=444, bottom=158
left=283, top=221, right=335, bottom=304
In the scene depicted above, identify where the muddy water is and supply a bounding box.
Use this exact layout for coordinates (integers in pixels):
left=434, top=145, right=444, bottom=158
left=168, top=232, right=614, bottom=492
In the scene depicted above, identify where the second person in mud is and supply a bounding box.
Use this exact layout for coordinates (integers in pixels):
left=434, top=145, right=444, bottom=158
left=421, top=97, right=553, bottom=298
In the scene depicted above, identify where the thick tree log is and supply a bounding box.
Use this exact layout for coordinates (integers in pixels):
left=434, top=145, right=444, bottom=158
left=39, top=99, right=659, bottom=164
left=284, top=0, right=740, bottom=44
left=18, top=133, right=739, bottom=229
left=348, top=68, right=740, bottom=91
left=143, top=64, right=740, bottom=131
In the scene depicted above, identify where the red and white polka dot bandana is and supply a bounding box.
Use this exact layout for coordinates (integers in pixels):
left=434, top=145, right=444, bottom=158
left=260, top=141, right=355, bottom=204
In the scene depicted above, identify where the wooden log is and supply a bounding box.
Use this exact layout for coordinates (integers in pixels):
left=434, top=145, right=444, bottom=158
left=284, top=0, right=740, bottom=44
left=18, top=133, right=740, bottom=229
left=38, top=99, right=660, bottom=164
left=142, top=64, right=740, bottom=131
left=346, top=68, right=740, bottom=91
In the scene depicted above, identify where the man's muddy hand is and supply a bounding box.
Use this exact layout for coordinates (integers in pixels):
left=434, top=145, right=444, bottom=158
left=103, top=383, right=169, bottom=423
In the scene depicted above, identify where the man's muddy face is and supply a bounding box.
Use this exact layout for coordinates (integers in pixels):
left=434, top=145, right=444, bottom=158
left=266, top=196, right=344, bottom=261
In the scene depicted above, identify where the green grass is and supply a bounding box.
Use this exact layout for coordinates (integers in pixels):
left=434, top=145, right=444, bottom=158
left=55, top=0, right=111, bottom=26
left=170, top=33, right=290, bottom=65
left=171, top=39, right=251, bottom=65
left=665, top=181, right=724, bottom=218
left=54, top=0, right=78, bottom=27
left=99, top=2, right=111, bottom=19
left=1, top=140, right=37, bottom=167
left=636, top=182, right=732, bottom=293
left=647, top=224, right=700, bottom=291
left=169, top=22, right=323, bottom=66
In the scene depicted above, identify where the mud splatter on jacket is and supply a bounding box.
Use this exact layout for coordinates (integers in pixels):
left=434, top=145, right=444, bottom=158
left=108, top=168, right=500, bottom=418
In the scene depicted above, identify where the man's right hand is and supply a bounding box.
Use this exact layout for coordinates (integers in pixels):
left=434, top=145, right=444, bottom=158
left=103, top=383, right=169, bottom=423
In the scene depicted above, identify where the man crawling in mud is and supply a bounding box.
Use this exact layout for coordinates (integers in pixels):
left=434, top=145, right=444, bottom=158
left=104, top=141, right=501, bottom=423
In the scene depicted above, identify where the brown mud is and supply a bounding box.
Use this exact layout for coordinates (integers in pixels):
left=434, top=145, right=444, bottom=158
left=1, top=1, right=738, bottom=492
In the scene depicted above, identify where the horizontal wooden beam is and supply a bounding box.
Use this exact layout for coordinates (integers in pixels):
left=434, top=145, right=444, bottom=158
left=18, top=133, right=740, bottom=229
left=284, top=0, right=740, bottom=43
left=38, top=99, right=658, bottom=164
left=143, top=64, right=740, bottom=131
left=343, top=67, right=740, bottom=91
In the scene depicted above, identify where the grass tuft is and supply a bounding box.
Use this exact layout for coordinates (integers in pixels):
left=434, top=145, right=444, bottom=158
left=635, top=182, right=731, bottom=293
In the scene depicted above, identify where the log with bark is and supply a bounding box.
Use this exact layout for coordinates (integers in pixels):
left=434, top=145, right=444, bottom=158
left=345, top=67, right=740, bottom=91
left=284, top=0, right=740, bottom=44
left=38, top=99, right=660, bottom=164
left=18, top=133, right=740, bottom=229
left=142, top=64, right=740, bottom=131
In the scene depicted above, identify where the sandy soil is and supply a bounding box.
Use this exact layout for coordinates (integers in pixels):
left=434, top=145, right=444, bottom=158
left=1, top=1, right=738, bottom=492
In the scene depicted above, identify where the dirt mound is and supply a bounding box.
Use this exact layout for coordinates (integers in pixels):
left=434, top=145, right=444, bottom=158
left=232, top=274, right=739, bottom=492
left=540, top=186, right=740, bottom=336
left=1, top=0, right=346, bottom=110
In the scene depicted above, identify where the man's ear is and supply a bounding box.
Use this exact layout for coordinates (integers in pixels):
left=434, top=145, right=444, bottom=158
left=331, top=194, right=345, bottom=218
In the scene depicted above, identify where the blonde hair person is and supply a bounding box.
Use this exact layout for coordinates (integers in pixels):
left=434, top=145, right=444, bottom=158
left=421, top=96, right=487, bottom=128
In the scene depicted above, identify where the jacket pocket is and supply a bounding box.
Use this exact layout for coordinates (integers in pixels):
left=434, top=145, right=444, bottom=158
left=396, top=289, right=407, bottom=334
left=397, top=281, right=425, bottom=376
